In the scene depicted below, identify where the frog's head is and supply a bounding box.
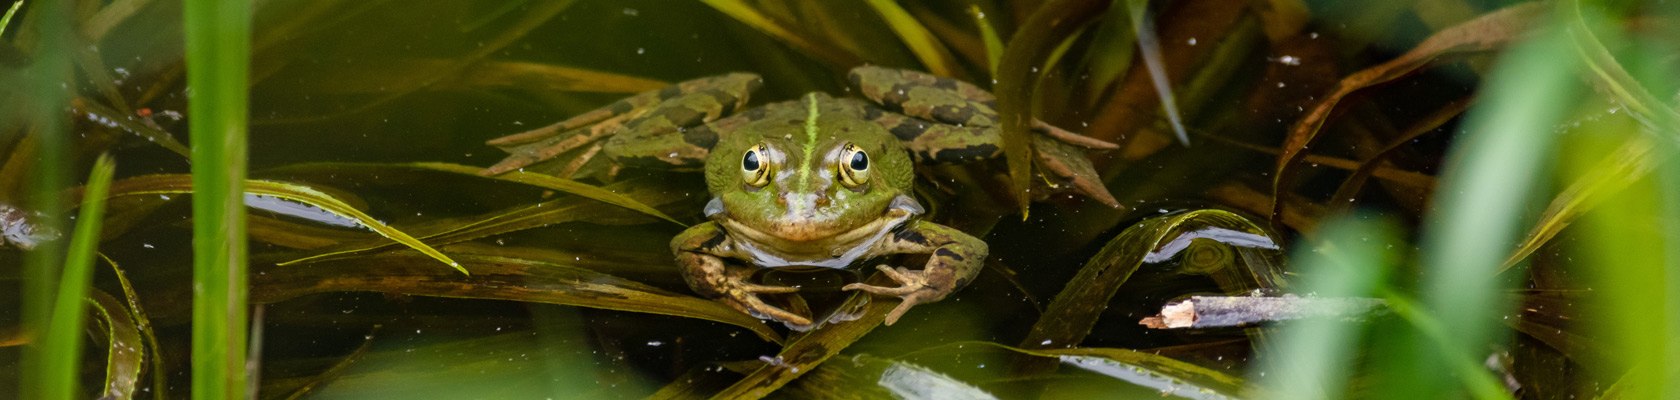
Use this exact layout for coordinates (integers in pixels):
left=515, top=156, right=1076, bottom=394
left=704, top=102, right=918, bottom=243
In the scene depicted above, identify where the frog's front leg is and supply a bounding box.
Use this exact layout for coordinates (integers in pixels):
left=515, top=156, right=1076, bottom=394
left=671, top=221, right=812, bottom=326
left=841, top=220, right=987, bottom=325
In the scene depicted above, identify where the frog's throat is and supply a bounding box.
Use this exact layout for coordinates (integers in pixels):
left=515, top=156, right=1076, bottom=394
left=715, top=195, right=924, bottom=269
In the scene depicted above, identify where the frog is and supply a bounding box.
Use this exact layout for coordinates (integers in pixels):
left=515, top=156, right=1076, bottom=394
left=484, top=66, right=1120, bottom=327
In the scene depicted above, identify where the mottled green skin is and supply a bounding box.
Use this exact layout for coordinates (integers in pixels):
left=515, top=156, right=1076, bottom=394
left=487, top=66, right=1120, bottom=327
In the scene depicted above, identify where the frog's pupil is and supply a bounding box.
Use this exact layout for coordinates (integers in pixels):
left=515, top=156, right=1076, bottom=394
left=850, top=151, right=869, bottom=170
left=743, top=151, right=760, bottom=171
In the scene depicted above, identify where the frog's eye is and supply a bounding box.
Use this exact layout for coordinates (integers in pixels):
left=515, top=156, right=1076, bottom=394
left=741, top=144, right=771, bottom=187
left=838, top=143, right=870, bottom=188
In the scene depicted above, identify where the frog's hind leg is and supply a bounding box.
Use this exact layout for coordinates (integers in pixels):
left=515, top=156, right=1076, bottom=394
left=485, top=73, right=762, bottom=175
left=848, top=66, right=1121, bottom=207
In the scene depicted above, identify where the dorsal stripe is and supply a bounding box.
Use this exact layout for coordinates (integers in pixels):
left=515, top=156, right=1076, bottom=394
left=797, top=93, right=820, bottom=198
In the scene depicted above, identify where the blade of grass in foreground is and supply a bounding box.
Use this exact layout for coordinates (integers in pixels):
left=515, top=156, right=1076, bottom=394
left=38, top=155, right=115, bottom=400
left=185, top=0, right=252, bottom=397
left=1399, top=18, right=1580, bottom=398
left=19, top=0, right=75, bottom=397
left=1256, top=216, right=1395, bottom=399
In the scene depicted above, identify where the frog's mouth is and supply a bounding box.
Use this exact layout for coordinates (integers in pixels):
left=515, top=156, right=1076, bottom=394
left=711, top=195, right=924, bottom=268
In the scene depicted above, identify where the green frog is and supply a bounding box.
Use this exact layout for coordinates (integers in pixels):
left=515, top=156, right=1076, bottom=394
left=485, top=66, right=1119, bottom=327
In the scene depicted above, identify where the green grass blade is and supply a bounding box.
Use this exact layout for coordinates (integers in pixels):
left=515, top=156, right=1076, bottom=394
left=88, top=289, right=144, bottom=399
left=1401, top=20, right=1580, bottom=398
left=0, top=0, right=22, bottom=38
left=244, top=180, right=463, bottom=273
left=1257, top=216, right=1395, bottom=399
left=184, top=0, right=252, bottom=396
left=103, top=254, right=169, bottom=399
left=87, top=174, right=464, bottom=273
left=19, top=0, right=75, bottom=397
left=698, top=0, right=861, bottom=68
left=415, top=162, right=684, bottom=226
left=863, top=0, right=959, bottom=77
left=39, top=154, right=116, bottom=400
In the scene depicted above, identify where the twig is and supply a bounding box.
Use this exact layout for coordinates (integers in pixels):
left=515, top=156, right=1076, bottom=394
left=1140, top=295, right=1387, bottom=329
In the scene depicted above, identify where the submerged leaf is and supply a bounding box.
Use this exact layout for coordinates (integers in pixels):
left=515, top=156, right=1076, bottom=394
left=780, top=354, right=996, bottom=400
left=1270, top=2, right=1547, bottom=224
left=84, top=174, right=462, bottom=273
left=411, top=162, right=682, bottom=226
left=1021, top=209, right=1283, bottom=355
left=250, top=250, right=783, bottom=343
left=88, top=289, right=144, bottom=400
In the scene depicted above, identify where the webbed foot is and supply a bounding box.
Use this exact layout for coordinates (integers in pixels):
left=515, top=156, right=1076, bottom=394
left=717, top=281, right=811, bottom=327
left=841, top=265, right=951, bottom=325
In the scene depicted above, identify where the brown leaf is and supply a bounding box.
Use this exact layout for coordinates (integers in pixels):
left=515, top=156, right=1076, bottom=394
left=1270, top=2, right=1548, bottom=224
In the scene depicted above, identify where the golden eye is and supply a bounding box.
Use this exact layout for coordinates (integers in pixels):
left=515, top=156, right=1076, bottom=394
left=838, top=143, right=870, bottom=187
left=741, top=144, right=771, bottom=187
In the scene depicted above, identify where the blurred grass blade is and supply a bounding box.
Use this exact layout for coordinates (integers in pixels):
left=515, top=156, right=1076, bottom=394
left=413, top=162, right=683, bottom=226
left=0, top=0, right=22, bottom=39
left=699, top=0, right=861, bottom=67
left=1269, top=2, right=1546, bottom=224
left=89, top=289, right=144, bottom=399
left=1564, top=1, right=1680, bottom=131
left=995, top=0, right=1109, bottom=213
left=1124, top=0, right=1187, bottom=146
left=968, top=5, right=1003, bottom=75
left=91, top=174, right=463, bottom=273
left=1257, top=216, right=1396, bottom=400
left=1501, top=134, right=1655, bottom=272
left=864, top=0, right=959, bottom=77
left=249, top=251, right=783, bottom=343
left=39, top=154, right=115, bottom=400
left=1377, top=289, right=1511, bottom=399
left=20, top=0, right=75, bottom=396
left=1401, top=19, right=1581, bottom=398
left=1020, top=209, right=1281, bottom=357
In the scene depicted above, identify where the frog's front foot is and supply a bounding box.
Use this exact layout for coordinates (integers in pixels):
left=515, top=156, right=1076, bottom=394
left=842, top=265, right=951, bottom=325
left=717, top=280, right=812, bottom=327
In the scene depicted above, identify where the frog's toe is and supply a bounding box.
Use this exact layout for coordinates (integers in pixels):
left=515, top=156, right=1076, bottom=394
left=883, top=291, right=940, bottom=325
left=726, top=293, right=813, bottom=327
left=841, top=265, right=927, bottom=297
